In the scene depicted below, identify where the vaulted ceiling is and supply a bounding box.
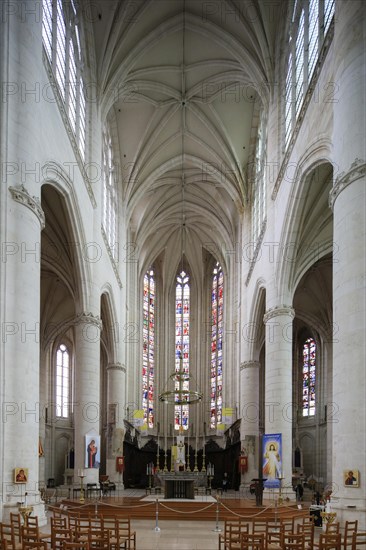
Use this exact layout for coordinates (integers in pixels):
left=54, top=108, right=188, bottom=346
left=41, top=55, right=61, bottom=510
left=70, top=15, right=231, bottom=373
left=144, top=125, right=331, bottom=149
left=90, top=0, right=280, bottom=273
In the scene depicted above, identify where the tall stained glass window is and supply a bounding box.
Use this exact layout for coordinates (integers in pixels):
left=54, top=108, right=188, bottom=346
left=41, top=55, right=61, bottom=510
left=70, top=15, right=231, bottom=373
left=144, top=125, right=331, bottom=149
left=252, top=109, right=267, bottom=243
left=210, top=262, right=223, bottom=429
left=285, top=0, right=335, bottom=148
left=102, top=125, right=118, bottom=257
left=302, top=337, right=316, bottom=416
left=142, top=270, right=155, bottom=428
left=175, top=271, right=190, bottom=430
left=42, top=0, right=87, bottom=159
left=56, top=343, right=70, bottom=418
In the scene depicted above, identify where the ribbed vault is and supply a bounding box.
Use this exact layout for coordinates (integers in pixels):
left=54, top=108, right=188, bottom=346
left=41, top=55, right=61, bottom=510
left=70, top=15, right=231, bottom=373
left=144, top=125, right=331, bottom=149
left=90, top=0, right=277, bottom=273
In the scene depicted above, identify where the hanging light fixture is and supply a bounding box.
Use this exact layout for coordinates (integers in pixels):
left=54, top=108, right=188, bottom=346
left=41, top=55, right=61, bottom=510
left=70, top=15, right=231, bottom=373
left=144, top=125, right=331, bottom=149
left=159, top=0, right=203, bottom=407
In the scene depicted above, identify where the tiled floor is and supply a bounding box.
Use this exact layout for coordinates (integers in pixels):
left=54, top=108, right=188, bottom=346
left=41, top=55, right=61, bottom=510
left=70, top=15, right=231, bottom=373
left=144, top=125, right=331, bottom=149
left=50, top=489, right=323, bottom=549
left=131, top=519, right=223, bottom=549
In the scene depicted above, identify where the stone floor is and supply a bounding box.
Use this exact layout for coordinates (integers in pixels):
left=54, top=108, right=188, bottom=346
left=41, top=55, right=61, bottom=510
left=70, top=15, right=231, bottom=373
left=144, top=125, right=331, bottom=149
left=47, top=488, right=324, bottom=549
left=130, top=519, right=224, bottom=549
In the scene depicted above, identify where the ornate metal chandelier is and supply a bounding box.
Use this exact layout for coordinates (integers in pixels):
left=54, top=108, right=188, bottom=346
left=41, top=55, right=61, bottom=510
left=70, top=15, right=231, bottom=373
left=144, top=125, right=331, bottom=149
left=158, top=360, right=203, bottom=405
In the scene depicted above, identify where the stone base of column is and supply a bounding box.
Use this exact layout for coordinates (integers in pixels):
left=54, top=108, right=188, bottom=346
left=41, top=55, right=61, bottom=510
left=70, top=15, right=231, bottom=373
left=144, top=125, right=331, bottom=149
left=331, top=502, right=366, bottom=531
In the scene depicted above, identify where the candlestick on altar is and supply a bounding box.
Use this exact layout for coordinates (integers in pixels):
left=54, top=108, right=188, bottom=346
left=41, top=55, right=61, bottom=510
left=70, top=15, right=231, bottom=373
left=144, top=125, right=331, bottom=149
left=201, top=437, right=206, bottom=472
left=156, top=442, right=160, bottom=473
left=186, top=434, right=191, bottom=472
left=193, top=446, right=198, bottom=472
left=78, top=468, right=85, bottom=503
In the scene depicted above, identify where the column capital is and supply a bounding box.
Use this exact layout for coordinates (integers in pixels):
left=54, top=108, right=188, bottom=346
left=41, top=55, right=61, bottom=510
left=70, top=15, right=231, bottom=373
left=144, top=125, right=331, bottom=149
left=106, top=362, right=126, bottom=373
left=9, top=185, right=45, bottom=229
left=74, top=312, right=103, bottom=330
left=240, top=361, right=261, bottom=371
left=263, top=305, right=295, bottom=323
left=329, top=158, right=366, bottom=210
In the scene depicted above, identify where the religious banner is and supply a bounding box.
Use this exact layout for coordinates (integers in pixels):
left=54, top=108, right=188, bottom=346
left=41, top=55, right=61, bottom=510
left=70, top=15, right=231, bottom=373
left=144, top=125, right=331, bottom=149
left=140, top=422, right=148, bottom=436
left=85, top=434, right=101, bottom=469
left=239, top=455, right=248, bottom=473
left=222, top=407, right=234, bottom=424
left=116, top=456, right=124, bottom=473
left=132, top=409, right=144, bottom=427
left=216, top=422, right=225, bottom=436
left=262, top=433, right=282, bottom=489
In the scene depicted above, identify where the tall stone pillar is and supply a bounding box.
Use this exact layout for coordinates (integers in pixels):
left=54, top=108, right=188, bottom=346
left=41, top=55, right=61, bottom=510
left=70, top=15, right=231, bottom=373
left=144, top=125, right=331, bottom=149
left=73, top=313, right=102, bottom=485
left=329, top=0, right=366, bottom=529
left=106, top=363, right=126, bottom=487
left=263, top=306, right=295, bottom=497
left=240, top=361, right=261, bottom=487
left=1, top=186, right=46, bottom=522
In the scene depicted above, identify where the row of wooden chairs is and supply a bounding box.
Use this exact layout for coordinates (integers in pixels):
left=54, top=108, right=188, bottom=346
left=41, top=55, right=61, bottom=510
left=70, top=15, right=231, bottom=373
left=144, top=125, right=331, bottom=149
left=0, top=511, right=136, bottom=550
left=224, top=531, right=366, bottom=550
left=220, top=516, right=364, bottom=550
left=59, top=511, right=136, bottom=549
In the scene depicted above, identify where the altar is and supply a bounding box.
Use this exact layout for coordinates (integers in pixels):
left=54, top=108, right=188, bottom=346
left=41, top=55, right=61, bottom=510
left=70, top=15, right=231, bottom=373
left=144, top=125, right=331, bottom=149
left=157, top=471, right=207, bottom=499
left=164, top=476, right=195, bottom=499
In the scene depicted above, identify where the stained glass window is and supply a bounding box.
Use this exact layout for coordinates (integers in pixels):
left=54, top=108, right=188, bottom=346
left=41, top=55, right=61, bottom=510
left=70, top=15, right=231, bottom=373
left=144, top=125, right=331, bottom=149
left=102, top=125, right=118, bottom=257
left=210, top=262, right=223, bottom=429
left=302, top=337, right=316, bottom=417
left=142, top=270, right=155, bottom=428
left=56, top=343, right=70, bottom=418
left=175, top=271, right=190, bottom=430
left=252, top=109, right=267, bottom=243
left=42, top=0, right=86, bottom=159
left=285, top=0, right=334, bottom=148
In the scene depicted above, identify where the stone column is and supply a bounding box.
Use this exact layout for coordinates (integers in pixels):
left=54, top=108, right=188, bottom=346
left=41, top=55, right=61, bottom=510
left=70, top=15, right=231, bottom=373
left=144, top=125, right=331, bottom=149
left=106, top=363, right=126, bottom=487
left=73, top=313, right=102, bottom=485
left=1, top=186, right=46, bottom=522
left=329, top=161, right=365, bottom=522
left=240, top=361, right=261, bottom=488
left=263, top=305, right=295, bottom=497
left=329, top=0, right=366, bottom=529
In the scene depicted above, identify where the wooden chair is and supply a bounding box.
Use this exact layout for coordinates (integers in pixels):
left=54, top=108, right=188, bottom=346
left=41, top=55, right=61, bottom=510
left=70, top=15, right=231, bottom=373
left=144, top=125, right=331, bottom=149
left=221, top=521, right=250, bottom=549
left=62, top=543, right=89, bottom=550
left=297, top=521, right=315, bottom=549
left=88, top=514, right=102, bottom=531
left=281, top=518, right=296, bottom=534
left=281, top=533, right=305, bottom=550
left=66, top=512, right=80, bottom=532
left=24, top=518, right=38, bottom=531
left=253, top=520, right=278, bottom=550
left=87, top=530, right=109, bottom=550
left=100, top=517, right=118, bottom=549
left=343, top=521, right=358, bottom=550
left=326, top=523, right=340, bottom=534
left=352, top=533, right=366, bottom=550
left=1, top=522, right=21, bottom=550
left=20, top=527, right=39, bottom=545
left=9, top=515, right=21, bottom=545
left=219, top=520, right=249, bottom=550
left=316, top=533, right=342, bottom=550
left=50, top=527, right=72, bottom=550
left=22, top=543, right=48, bottom=550
left=50, top=517, right=67, bottom=530
left=266, top=521, right=284, bottom=549
left=238, top=533, right=265, bottom=550
left=115, top=518, right=136, bottom=550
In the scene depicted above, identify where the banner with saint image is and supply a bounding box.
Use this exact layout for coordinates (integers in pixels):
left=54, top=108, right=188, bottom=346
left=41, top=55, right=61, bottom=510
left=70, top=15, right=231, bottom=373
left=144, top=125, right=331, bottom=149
left=262, top=433, right=282, bottom=488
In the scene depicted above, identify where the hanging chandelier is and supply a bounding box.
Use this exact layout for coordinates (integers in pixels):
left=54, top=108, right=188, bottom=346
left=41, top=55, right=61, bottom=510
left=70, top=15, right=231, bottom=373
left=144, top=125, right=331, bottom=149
left=159, top=360, right=203, bottom=405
